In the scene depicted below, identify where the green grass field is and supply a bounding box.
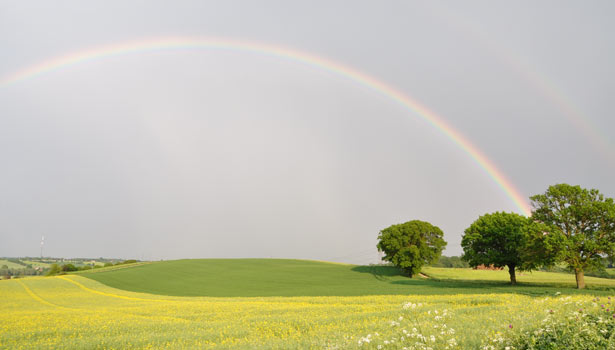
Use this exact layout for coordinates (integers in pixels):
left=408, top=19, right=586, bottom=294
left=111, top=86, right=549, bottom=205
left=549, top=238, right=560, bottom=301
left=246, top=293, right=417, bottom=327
left=4, top=259, right=615, bottom=349
left=81, top=259, right=416, bottom=296
left=423, top=266, right=615, bottom=285
left=80, top=259, right=615, bottom=297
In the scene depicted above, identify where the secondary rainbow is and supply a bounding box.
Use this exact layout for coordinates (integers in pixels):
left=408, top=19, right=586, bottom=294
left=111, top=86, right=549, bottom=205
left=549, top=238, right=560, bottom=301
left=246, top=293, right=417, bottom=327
left=432, top=3, right=614, bottom=162
left=0, top=36, right=532, bottom=215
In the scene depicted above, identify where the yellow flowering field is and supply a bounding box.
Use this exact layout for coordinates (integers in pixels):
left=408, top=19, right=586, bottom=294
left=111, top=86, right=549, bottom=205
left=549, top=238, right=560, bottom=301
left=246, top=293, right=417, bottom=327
left=0, top=275, right=607, bottom=349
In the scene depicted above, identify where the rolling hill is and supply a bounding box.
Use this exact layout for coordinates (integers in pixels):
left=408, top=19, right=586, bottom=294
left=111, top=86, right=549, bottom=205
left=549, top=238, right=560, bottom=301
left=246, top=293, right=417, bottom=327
left=79, top=258, right=615, bottom=297
left=80, top=259, right=412, bottom=297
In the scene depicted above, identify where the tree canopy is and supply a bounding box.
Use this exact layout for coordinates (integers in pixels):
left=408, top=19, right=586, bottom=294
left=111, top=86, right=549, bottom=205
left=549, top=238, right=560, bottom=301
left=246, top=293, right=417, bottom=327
left=530, top=183, right=615, bottom=289
left=461, top=212, right=532, bottom=284
left=377, top=220, right=446, bottom=277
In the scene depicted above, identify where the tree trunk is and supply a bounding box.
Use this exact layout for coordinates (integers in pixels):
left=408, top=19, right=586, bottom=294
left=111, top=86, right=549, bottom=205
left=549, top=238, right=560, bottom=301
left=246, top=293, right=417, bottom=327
left=575, top=268, right=585, bottom=289
left=508, top=264, right=516, bottom=285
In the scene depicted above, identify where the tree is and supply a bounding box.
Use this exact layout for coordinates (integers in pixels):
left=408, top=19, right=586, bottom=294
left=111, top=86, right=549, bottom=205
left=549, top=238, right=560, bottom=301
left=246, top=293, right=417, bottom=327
left=46, top=263, right=62, bottom=276
left=61, top=263, right=78, bottom=272
left=461, top=212, right=533, bottom=284
left=377, top=220, right=447, bottom=277
left=530, top=184, right=615, bottom=289
left=519, top=219, right=561, bottom=272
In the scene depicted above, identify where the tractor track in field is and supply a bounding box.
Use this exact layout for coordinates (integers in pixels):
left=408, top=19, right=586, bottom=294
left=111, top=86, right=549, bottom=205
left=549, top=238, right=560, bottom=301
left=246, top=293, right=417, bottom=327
left=16, top=279, right=75, bottom=310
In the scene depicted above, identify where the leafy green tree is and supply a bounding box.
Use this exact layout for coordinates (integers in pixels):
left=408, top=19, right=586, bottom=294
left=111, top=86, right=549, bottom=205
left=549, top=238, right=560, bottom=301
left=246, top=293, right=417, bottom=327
left=61, top=263, right=78, bottom=272
left=461, top=212, right=534, bottom=284
left=377, top=220, right=447, bottom=277
left=46, top=263, right=62, bottom=276
left=518, top=219, right=561, bottom=271
left=530, top=183, right=615, bottom=289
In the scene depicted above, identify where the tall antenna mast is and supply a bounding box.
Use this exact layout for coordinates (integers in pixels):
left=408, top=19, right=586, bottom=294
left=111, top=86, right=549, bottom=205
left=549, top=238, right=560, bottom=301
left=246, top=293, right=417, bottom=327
left=40, top=235, right=44, bottom=258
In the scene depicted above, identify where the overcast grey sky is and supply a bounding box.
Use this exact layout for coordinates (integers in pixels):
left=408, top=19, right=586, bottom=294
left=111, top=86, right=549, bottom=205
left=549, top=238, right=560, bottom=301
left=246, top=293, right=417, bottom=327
left=1, top=1, right=614, bottom=263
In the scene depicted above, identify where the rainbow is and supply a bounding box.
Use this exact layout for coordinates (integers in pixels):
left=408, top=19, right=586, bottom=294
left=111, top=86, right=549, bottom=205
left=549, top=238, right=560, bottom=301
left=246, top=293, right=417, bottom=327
left=0, top=36, right=532, bottom=215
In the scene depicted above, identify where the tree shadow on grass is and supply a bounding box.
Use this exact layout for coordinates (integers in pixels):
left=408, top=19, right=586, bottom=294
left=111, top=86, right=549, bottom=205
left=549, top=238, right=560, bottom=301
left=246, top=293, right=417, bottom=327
left=351, top=265, right=406, bottom=281
left=390, top=278, right=615, bottom=296
left=349, top=265, right=614, bottom=297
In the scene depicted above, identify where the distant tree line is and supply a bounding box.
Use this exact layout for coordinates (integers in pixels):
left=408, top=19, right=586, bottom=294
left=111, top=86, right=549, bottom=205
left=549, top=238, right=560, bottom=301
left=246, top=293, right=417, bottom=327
left=377, top=183, right=615, bottom=289
left=46, top=259, right=139, bottom=276
left=1, top=258, right=140, bottom=279
left=1, top=267, right=45, bottom=279
left=429, top=256, right=469, bottom=268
